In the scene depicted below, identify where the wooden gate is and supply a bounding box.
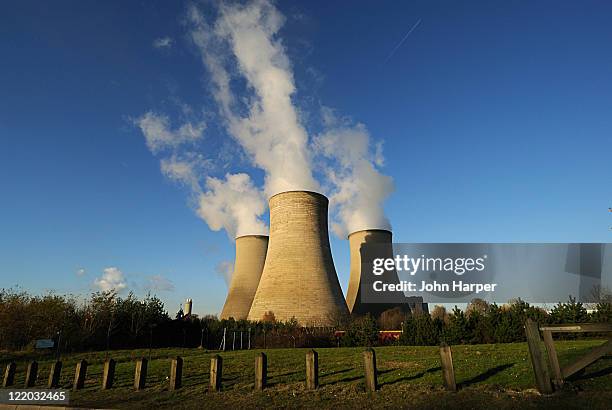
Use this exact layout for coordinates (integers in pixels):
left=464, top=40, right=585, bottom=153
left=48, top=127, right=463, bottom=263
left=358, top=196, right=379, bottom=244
left=525, top=319, right=612, bottom=393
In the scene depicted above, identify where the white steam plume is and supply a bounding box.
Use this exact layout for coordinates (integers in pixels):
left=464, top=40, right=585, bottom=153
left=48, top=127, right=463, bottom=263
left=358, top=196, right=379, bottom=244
left=188, top=1, right=319, bottom=197
left=197, top=173, right=268, bottom=238
left=138, top=1, right=394, bottom=242
left=215, top=260, right=235, bottom=286
left=134, top=111, right=268, bottom=240
left=137, top=111, right=205, bottom=153
left=315, top=108, right=394, bottom=238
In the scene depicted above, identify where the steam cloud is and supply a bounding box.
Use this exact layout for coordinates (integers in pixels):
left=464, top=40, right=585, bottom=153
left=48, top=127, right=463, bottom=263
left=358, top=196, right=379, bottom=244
left=188, top=0, right=319, bottom=197
left=215, top=260, right=235, bottom=286
left=197, top=173, right=268, bottom=238
left=136, top=0, right=393, bottom=240
left=134, top=111, right=268, bottom=240
left=137, top=111, right=205, bottom=153
left=315, top=108, right=394, bottom=237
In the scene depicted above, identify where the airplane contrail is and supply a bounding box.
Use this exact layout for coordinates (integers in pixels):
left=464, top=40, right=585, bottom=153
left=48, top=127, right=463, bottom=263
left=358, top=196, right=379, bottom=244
left=383, top=18, right=422, bottom=64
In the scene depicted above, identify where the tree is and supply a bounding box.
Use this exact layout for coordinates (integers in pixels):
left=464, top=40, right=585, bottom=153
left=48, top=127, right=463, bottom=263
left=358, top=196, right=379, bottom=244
left=549, top=296, right=589, bottom=324
left=400, top=312, right=441, bottom=346
left=466, top=298, right=489, bottom=317
left=431, top=305, right=449, bottom=324
left=378, top=307, right=406, bottom=330
left=343, top=314, right=379, bottom=347
left=443, top=307, right=470, bottom=344
left=592, top=300, right=611, bottom=323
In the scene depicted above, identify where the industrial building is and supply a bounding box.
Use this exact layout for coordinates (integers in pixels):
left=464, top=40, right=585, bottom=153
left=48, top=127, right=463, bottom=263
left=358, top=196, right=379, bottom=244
left=345, top=229, right=427, bottom=316
left=247, top=191, right=349, bottom=325
left=220, top=235, right=269, bottom=320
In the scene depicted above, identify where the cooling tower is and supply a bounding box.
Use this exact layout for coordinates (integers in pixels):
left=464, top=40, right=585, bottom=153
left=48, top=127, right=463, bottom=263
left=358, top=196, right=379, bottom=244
left=220, top=235, right=269, bottom=320
left=184, top=298, right=193, bottom=316
left=346, top=229, right=426, bottom=316
left=247, top=191, right=349, bottom=325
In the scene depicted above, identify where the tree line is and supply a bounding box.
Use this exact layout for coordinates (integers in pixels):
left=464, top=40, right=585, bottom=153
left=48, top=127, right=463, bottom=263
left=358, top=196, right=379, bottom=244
left=0, top=287, right=609, bottom=352
left=0, top=288, right=333, bottom=352
left=343, top=296, right=611, bottom=347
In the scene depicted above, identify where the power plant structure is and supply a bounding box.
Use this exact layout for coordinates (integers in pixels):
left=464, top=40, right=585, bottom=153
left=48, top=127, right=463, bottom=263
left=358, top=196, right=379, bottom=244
left=184, top=298, right=193, bottom=317
left=220, top=234, right=269, bottom=320
left=346, top=229, right=427, bottom=316
left=247, top=191, right=349, bottom=325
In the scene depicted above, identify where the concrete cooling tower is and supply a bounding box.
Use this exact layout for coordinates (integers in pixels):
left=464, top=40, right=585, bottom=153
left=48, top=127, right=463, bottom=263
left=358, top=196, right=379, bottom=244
left=346, top=229, right=426, bottom=316
left=247, top=191, right=349, bottom=325
left=220, top=235, right=269, bottom=320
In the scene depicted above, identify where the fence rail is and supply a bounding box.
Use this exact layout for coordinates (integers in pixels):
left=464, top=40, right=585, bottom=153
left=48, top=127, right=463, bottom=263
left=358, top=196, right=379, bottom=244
left=526, top=320, right=612, bottom=393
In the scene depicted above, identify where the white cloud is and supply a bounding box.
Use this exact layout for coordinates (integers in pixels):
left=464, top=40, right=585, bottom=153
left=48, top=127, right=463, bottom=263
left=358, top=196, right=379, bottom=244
left=144, top=274, right=175, bottom=292
left=76, top=268, right=86, bottom=276
left=94, top=267, right=128, bottom=292
left=153, top=37, right=173, bottom=49
left=215, top=260, right=234, bottom=286
left=134, top=111, right=205, bottom=153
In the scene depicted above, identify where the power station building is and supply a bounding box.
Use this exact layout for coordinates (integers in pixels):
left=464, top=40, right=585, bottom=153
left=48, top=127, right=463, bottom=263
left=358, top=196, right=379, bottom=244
left=184, top=298, right=193, bottom=317
left=247, top=191, right=349, bottom=325
left=346, top=229, right=427, bottom=316
left=220, top=235, right=269, bottom=320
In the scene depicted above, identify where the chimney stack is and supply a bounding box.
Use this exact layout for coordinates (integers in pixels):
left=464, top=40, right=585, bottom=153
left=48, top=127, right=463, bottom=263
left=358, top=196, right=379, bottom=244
left=184, top=298, right=193, bottom=316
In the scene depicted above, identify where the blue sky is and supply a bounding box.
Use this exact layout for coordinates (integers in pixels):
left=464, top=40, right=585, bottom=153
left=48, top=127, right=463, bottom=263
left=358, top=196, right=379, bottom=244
left=1, top=1, right=610, bottom=315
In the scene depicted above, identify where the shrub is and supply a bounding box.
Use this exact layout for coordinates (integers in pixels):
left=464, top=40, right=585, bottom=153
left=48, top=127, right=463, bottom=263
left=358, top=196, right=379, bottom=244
left=378, top=307, right=406, bottom=330
left=549, top=296, right=589, bottom=324
left=400, top=312, right=441, bottom=346
left=342, top=314, right=379, bottom=347
left=431, top=305, right=449, bottom=323
left=592, top=301, right=611, bottom=323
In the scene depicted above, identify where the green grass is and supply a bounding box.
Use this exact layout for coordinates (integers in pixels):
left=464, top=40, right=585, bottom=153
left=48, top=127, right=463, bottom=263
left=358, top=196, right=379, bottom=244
left=1, top=340, right=611, bottom=409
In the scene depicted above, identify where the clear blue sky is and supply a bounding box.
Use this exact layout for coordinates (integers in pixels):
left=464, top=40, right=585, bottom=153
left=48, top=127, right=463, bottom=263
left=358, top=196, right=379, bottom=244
left=1, top=1, right=610, bottom=315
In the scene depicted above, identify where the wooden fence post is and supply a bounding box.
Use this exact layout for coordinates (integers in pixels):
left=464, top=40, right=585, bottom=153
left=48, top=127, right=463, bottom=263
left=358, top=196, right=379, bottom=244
left=73, top=360, right=87, bottom=391
left=524, top=319, right=553, bottom=394
left=255, top=352, right=267, bottom=390
left=2, top=362, right=17, bottom=387
left=305, top=349, right=319, bottom=390
left=24, top=361, right=38, bottom=388
left=541, top=330, right=562, bottom=387
left=48, top=360, right=62, bottom=388
left=363, top=348, right=378, bottom=392
left=439, top=344, right=457, bottom=391
left=210, top=355, right=222, bottom=392
left=102, top=359, right=115, bottom=390
left=134, top=358, right=148, bottom=390
left=3, top=362, right=16, bottom=387
left=170, top=356, right=183, bottom=391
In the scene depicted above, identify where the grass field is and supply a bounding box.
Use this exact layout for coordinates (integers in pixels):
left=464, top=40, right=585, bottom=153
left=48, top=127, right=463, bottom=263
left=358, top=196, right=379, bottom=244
left=1, top=340, right=611, bottom=409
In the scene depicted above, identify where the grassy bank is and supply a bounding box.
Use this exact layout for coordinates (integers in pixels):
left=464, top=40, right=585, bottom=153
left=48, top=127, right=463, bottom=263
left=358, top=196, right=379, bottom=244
left=1, top=340, right=610, bottom=409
